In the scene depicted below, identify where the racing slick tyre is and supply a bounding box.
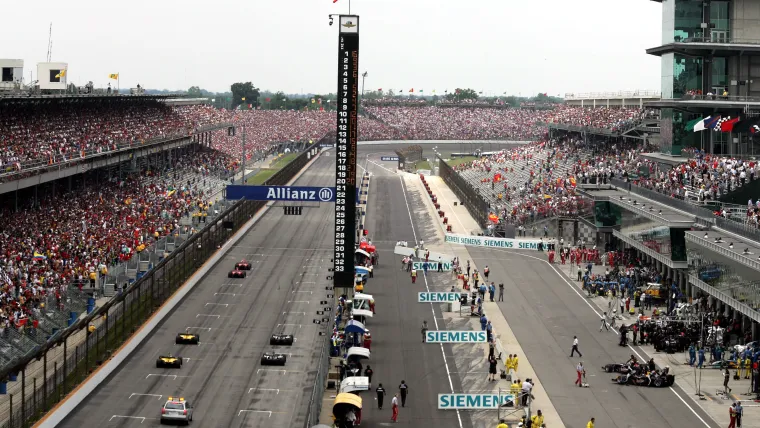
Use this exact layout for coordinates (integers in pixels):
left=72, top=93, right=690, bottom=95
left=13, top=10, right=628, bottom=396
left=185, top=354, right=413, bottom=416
left=653, top=376, right=663, bottom=387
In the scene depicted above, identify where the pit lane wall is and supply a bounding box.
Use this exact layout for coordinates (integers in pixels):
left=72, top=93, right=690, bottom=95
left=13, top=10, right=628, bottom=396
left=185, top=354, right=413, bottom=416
left=2, top=146, right=322, bottom=428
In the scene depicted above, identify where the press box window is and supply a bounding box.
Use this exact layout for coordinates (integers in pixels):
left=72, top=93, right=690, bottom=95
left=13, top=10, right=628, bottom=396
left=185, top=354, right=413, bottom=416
left=50, top=70, right=61, bottom=82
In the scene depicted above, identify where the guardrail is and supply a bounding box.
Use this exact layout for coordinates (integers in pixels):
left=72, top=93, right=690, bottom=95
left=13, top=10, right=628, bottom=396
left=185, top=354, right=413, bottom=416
left=302, top=319, right=332, bottom=428
left=0, top=122, right=232, bottom=182
left=0, top=147, right=314, bottom=428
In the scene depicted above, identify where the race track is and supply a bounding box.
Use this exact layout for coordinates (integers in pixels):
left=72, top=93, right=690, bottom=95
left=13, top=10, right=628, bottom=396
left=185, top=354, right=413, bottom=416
left=467, top=248, right=720, bottom=428
left=61, top=155, right=336, bottom=428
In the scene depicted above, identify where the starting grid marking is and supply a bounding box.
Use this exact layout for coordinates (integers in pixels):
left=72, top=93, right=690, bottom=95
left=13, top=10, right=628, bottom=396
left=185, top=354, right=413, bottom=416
left=276, top=323, right=302, bottom=328
left=214, top=292, right=243, bottom=296
left=145, top=374, right=190, bottom=380
left=109, top=415, right=157, bottom=423
left=237, top=410, right=286, bottom=417
left=248, top=388, right=294, bottom=394
left=205, top=303, right=232, bottom=307
left=256, top=369, right=302, bottom=374
left=287, top=301, right=310, bottom=304
left=129, top=393, right=163, bottom=400
left=185, top=326, right=213, bottom=331
left=282, top=312, right=305, bottom=315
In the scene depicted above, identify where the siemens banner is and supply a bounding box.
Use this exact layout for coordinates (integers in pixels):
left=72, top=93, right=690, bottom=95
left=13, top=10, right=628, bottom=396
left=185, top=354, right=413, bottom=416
left=438, top=394, right=515, bottom=410
left=444, top=233, right=544, bottom=251
left=425, top=331, right=486, bottom=343
left=418, top=292, right=461, bottom=303
left=412, top=261, right=453, bottom=272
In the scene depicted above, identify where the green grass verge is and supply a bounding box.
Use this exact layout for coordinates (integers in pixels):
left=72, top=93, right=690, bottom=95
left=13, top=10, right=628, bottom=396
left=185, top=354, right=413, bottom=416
left=446, top=156, right=478, bottom=167
left=246, top=152, right=300, bottom=185
left=246, top=169, right=277, bottom=185
left=415, top=160, right=431, bottom=171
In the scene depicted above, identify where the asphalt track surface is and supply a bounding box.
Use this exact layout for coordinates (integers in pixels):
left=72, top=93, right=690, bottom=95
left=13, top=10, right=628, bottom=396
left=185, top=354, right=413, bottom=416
left=62, top=155, right=336, bottom=428
left=467, top=247, right=721, bottom=428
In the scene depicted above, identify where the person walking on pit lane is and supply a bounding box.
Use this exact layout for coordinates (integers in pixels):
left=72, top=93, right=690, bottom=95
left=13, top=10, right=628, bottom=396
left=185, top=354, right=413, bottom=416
left=479, top=283, right=487, bottom=301
left=570, top=336, right=583, bottom=357
left=399, top=381, right=409, bottom=407
left=587, top=417, right=595, bottom=428
left=488, top=355, right=498, bottom=381
left=498, top=283, right=504, bottom=301
left=466, top=260, right=471, bottom=277
left=421, top=321, right=428, bottom=343
left=496, top=419, right=508, bottom=428
left=411, top=269, right=417, bottom=284
left=575, top=361, right=585, bottom=387
left=736, top=401, right=744, bottom=427
left=376, top=383, right=386, bottom=409
left=489, top=282, right=496, bottom=302
left=391, top=393, right=399, bottom=422
left=365, top=366, right=374, bottom=386
left=531, top=409, right=545, bottom=427
left=483, top=265, right=490, bottom=280
left=437, top=257, right=443, bottom=272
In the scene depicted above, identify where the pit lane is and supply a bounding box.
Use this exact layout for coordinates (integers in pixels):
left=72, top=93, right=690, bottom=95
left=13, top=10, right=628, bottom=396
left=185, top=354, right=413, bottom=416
left=60, top=155, right=336, bottom=428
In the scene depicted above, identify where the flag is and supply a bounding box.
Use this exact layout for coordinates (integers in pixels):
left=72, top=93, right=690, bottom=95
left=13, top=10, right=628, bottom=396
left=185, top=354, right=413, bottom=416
left=704, top=116, right=722, bottom=130
left=432, top=90, right=435, bottom=93
left=377, top=88, right=382, bottom=92
left=265, top=97, right=271, bottom=102
left=333, top=0, right=338, bottom=3
left=419, top=89, right=424, bottom=93
left=241, top=97, right=246, bottom=101
left=712, top=116, right=729, bottom=131
left=720, top=117, right=740, bottom=132
left=109, top=73, right=119, bottom=79
left=733, top=117, right=760, bottom=133
left=33, top=252, right=47, bottom=261
left=55, top=70, right=66, bottom=78
left=685, top=117, right=702, bottom=132
left=311, top=98, right=315, bottom=104
left=455, top=89, right=461, bottom=94
left=479, top=91, right=483, bottom=94
left=444, top=89, right=448, bottom=93
left=693, top=116, right=710, bottom=132
left=409, top=88, right=414, bottom=92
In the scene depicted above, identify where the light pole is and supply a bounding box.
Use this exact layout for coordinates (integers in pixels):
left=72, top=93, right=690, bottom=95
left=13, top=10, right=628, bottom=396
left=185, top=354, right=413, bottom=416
left=361, top=71, right=368, bottom=97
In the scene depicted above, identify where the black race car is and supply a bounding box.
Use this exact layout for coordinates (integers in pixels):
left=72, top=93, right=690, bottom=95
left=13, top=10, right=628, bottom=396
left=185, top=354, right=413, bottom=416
left=602, top=363, right=637, bottom=374
left=175, top=333, right=200, bottom=345
left=156, top=354, right=183, bottom=368
left=612, top=369, right=674, bottom=387
left=228, top=269, right=246, bottom=278
left=261, top=352, right=287, bottom=366
left=235, top=260, right=252, bottom=270
left=270, top=334, right=294, bottom=346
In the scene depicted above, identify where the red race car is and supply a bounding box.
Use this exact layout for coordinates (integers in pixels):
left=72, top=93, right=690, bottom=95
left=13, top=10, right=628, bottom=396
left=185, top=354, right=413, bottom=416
left=228, top=269, right=246, bottom=278
left=235, top=260, right=252, bottom=270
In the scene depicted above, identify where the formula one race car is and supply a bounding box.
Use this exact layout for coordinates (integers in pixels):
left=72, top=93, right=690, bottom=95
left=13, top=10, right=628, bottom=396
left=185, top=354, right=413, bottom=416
left=611, top=368, right=674, bottom=388
left=602, top=363, right=635, bottom=374
left=235, top=260, right=252, bottom=270
left=156, top=354, right=183, bottom=369
left=175, top=333, right=200, bottom=345
left=261, top=352, right=287, bottom=366
left=270, top=334, right=295, bottom=346
left=228, top=269, right=246, bottom=278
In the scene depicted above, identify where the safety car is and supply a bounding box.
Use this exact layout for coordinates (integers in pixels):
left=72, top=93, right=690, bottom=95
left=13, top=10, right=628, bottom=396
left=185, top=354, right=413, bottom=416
left=160, top=397, right=193, bottom=425
left=228, top=268, right=246, bottom=278
left=175, top=333, right=200, bottom=345
left=261, top=352, right=287, bottom=366
left=156, top=354, right=183, bottom=369
left=270, top=334, right=294, bottom=346
left=235, top=259, right=252, bottom=270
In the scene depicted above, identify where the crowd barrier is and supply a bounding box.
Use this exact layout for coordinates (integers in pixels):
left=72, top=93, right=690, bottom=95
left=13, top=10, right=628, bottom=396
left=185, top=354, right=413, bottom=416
left=0, top=146, right=315, bottom=428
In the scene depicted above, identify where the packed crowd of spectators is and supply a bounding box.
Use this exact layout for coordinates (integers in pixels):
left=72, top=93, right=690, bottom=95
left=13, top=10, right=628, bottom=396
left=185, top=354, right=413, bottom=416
left=0, top=147, right=234, bottom=332
left=454, top=134, right=760, bottom=232
left=544, top=106, right=655, bottom=132
left=0, top=103, right=229, bottom=177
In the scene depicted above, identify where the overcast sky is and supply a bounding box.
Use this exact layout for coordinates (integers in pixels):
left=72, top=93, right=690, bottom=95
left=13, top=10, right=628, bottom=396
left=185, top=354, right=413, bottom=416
left=1, top=0, right=662, bottom=97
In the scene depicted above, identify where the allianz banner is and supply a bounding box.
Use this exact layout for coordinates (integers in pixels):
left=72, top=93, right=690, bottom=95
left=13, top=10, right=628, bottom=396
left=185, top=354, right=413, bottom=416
left=444, top=233, right=544, bottom=251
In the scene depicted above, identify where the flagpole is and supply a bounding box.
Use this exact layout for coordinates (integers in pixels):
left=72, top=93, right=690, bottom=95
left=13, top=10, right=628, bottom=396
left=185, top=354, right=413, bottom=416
left=118, top=72, right=120, bottom=93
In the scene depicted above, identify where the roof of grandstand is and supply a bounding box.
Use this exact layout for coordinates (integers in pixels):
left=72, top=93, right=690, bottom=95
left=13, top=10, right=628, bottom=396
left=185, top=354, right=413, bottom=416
left=0, top=93, right=183, bottom=103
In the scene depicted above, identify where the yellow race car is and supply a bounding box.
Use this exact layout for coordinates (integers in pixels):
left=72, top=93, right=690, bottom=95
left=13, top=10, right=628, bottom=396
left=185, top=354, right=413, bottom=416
left=175, top=333, right=200, bottom=345
left=156, top=354, right=183, bottom=369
